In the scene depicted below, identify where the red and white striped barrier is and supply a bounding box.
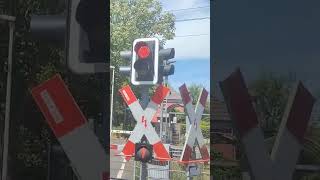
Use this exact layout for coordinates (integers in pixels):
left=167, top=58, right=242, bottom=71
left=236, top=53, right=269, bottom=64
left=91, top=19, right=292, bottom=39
left=111, top=130, right=133, bottom=134
left=119, top=85, right=171, bottom=161
left=31, top=74, right=108, bottom=180
left=220, top=69, right=315, bottom=180
left=110, top=144, right=125, bottom=151
left=178, top=84, right=210, bottom=164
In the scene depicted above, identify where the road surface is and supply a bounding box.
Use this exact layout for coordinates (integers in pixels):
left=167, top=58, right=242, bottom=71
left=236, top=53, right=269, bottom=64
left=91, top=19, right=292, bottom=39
left=110, top=137, right=135, bottom=180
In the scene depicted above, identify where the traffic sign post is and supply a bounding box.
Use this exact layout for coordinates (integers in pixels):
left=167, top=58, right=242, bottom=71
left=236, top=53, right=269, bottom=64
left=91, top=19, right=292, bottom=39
left=187, top=164, right=200, bottom=177
left=186, top=146, right=200, bottom=180
left=139, top=85, right=150, bottom=180
left=117, top=38, right=176, bottom=180
left=220, top=69, right=315, bottom=180
left=178, top=84, right=210, bottom=165
left=31, top=74, right=108, bottom=180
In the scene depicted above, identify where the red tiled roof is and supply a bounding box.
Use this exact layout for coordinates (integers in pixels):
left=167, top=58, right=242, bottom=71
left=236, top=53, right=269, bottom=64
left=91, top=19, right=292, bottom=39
left=151, top=87, right=184, bottom=123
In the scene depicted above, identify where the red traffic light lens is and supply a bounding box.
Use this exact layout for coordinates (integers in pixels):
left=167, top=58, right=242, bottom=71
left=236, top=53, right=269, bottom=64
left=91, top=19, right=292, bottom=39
left=140, top=147, right=147, bottom=159
left=137, top=46, right=150, bottom=59
left=136, top=147, right=151, bottom=162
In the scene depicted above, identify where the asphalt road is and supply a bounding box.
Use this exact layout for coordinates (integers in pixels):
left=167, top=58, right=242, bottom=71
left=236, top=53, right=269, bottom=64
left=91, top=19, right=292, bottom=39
left=110, top=138, right=135, bottom=180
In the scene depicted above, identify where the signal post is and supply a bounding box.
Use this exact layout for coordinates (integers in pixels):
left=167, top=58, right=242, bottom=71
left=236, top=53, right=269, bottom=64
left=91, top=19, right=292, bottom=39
left=118, top=37, right=175, bottom=180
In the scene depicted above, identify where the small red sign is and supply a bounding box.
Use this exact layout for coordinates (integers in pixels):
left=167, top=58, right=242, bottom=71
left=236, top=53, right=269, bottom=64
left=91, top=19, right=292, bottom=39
left=119, top=85, right=137, bottom=106
left=31, top=74, right=86, bottom=138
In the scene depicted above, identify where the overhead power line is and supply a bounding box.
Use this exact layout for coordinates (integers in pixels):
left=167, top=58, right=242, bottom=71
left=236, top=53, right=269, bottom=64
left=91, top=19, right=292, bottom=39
left=175, top=17, right=210, bottom=22
left=164, top=6, right=210, bottom=13
left=175, top=33, right=209, bottom=38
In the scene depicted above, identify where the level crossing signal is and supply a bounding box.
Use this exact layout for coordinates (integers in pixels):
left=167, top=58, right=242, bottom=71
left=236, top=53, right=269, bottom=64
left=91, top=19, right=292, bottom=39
left=29, top=0, right=108, bottom=74
left=135, top=142, right=153, bottom=163
left=131, top=38, right=159, bottom=85
left=119, top=38, right=175, bottom=85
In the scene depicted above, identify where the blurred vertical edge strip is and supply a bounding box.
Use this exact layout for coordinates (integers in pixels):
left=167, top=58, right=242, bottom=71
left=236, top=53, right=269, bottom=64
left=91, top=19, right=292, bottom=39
left=105, top=0, right=111, bottom=174
left=210, top=0, right=214, bottom=179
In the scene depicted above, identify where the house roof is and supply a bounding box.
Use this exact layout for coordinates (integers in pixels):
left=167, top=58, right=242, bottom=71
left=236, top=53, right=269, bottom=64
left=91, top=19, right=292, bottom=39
left=151, top=87, right=184, bottom=123
left=166, top=87, right=183, bottom=103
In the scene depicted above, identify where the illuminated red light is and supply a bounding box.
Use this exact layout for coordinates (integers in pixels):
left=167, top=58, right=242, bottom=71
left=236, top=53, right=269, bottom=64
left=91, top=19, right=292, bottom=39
left=137, top=46, right=150, bottom=59
left=140, top=147, right=147, bottom=159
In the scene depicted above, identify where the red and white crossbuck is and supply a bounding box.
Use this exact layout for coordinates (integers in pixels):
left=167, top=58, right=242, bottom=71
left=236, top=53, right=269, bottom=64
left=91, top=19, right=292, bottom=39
left=220, top=69, right=315, bottom=180
left=119, top=85, right=171, bottom=161
left=179, top=84, right=210, bottom=164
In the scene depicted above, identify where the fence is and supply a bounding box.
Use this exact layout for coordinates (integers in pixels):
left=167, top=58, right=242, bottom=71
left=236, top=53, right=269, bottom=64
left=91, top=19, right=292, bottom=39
left=134, top=161, right=210, bottom=180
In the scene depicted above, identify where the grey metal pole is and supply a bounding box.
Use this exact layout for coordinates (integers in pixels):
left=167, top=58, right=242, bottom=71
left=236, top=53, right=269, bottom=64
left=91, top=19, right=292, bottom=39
left=140, top=85, right=149, bottom=180
left=164, top=75, right=168, bottom=143
left=133, top=160, right=136, bottom=180
left=110, top=66, right=115, bottom=137
left=161, top=60, right=168, bottom=143
left=159, top=61, right=165, bottom=141
left=159, top=101, right=163, bottom=140
left=2, top=18, right=15, bottom=180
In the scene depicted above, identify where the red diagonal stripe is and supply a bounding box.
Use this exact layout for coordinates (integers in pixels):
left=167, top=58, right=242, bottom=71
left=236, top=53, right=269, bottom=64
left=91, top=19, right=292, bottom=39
left=122, top=140, right=135, bottom=161
left=220, top=69, right=259, bottom=137
left=200, top=145, right=210, bottom=160
left=199, top=88, right=208, bottom=107
left=286, top=82, right=315, bottom=144
left=110, top=144, right=117, bottom=150
left=153, top=141, right=170, bottom=161
left=151, top=85, right=170, bottom=104
left=119, top=85, right=137, bottom=106
left=181, top=145, right=193, bottom=162
left=179, top=84, right=191, bottom=105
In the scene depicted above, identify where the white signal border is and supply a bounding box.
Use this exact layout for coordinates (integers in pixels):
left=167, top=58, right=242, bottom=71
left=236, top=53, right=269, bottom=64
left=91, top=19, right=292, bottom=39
left=131, top=37, right=159, bottom=85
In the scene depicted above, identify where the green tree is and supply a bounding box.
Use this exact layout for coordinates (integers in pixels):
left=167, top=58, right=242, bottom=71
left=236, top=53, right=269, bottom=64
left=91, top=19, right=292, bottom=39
left=1, top=0, right=108, bottom=179
left=110, top=0, right=175, bottom=125
left=2, top=1, right=66, bottom=179
left=188, top=83, right=203, bottom=105
left=249, top=73, right=291, bottom=136
left=249, top=72, right=320, bottom=178
left=187, top=83, right=210, bottom=114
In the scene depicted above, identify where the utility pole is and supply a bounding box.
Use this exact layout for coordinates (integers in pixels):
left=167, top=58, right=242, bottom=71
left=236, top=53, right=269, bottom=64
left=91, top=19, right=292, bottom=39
left=110, top=66, right=115, bottom=137
left=1, top=14, right=16, bottom=180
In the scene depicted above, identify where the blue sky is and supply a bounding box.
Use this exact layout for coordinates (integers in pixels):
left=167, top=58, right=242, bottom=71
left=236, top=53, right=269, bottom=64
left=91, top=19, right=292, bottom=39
left=159, top=0, right=210, bottom=92
left=213, top=0, right=320, bottom=98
